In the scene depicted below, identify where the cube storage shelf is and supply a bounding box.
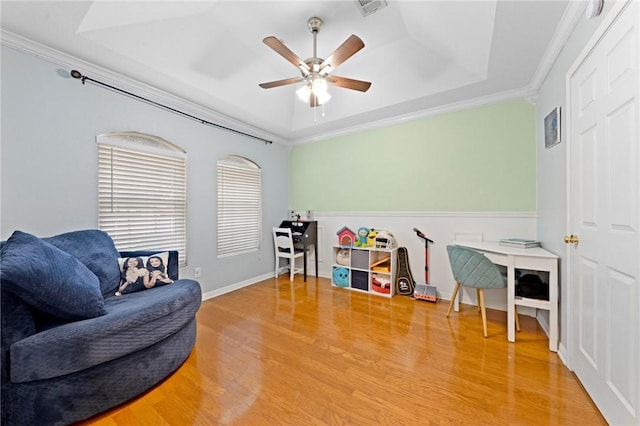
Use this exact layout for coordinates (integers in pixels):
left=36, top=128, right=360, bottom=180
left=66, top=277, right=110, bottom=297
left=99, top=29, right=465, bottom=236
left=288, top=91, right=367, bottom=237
left=332, top=246, right=397, bottom=298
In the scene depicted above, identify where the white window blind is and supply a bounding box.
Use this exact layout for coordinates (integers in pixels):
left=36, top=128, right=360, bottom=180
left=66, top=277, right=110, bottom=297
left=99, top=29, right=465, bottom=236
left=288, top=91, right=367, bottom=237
left=98, top=133, right=187, bottom=266
left=217, top=156, right=262, bottom=257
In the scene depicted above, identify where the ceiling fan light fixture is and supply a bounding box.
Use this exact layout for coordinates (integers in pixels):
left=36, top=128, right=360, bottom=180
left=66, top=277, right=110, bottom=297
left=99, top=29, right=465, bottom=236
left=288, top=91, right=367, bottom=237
left=311, top=77, right=328, bottom=96
left=316, top=91, right=331, bottom=105
left=297, top=78, right=331, bottom=105
left=296, top=84, right=311, bottom=102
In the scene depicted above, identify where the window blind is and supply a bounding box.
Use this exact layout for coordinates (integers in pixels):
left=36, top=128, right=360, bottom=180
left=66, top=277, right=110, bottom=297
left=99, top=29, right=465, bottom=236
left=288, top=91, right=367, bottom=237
left=217, top=158, right=262, bottom=257
left=98, top=143, right=187, bottom=265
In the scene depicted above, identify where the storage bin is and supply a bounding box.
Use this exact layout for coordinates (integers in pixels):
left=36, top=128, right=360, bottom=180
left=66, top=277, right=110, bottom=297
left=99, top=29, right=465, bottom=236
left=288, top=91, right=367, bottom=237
left=351, top=270, right=369, bottom=291
left=351, top=249, right=369, bottom=269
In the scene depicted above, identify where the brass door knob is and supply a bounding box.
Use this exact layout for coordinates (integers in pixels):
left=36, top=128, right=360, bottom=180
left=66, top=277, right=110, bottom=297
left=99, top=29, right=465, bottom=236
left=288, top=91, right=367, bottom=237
left=564, top=235, right=579, bottom=245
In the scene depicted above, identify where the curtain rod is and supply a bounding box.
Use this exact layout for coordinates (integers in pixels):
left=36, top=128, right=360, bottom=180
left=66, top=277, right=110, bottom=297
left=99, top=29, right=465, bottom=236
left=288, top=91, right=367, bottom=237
left=70, top=70, right=272, bottom=145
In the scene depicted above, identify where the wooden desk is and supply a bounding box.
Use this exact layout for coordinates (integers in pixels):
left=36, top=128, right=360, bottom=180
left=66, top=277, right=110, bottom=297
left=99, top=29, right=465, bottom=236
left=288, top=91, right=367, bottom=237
left=454, top=241, right=559, bottom=352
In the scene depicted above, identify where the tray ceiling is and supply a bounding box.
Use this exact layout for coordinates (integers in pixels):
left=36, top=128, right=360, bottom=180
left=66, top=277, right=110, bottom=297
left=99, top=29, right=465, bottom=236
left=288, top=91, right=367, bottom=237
left=0, top=1, right=572, bottom=144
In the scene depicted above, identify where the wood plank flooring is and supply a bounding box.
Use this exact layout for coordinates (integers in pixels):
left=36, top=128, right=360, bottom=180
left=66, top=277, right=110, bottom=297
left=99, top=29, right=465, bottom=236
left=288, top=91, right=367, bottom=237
left=79, top=276, right=606, bottom=425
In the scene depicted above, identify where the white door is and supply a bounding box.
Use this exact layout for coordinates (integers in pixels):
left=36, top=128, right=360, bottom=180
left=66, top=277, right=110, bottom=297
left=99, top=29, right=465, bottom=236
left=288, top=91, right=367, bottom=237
left=568, top=2, right=639, bottom=425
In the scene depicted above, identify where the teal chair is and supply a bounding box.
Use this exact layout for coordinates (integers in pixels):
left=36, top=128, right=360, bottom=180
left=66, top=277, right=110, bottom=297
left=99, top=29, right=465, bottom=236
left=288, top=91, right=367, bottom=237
left=446, top=245, right=520, bottom=338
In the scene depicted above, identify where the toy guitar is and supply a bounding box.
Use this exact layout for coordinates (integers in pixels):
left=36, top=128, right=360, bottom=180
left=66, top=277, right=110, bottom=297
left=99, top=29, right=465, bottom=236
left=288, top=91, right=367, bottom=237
left=395, top=247, right=416, bottom=296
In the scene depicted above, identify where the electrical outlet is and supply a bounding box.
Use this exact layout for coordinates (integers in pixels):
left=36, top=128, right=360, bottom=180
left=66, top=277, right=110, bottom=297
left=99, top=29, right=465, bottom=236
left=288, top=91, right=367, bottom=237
left=194, top=267, right=201, bottom=278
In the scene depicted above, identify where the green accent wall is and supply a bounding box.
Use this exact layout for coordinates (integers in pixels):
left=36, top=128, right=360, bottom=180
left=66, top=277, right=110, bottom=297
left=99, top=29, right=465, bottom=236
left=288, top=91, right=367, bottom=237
left=290, top=98, right=536, bottom=212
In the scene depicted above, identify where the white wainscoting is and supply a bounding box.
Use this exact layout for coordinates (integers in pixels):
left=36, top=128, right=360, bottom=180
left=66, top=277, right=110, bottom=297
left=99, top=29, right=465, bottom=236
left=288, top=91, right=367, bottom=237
left=312, top=211, right=538, bottom=313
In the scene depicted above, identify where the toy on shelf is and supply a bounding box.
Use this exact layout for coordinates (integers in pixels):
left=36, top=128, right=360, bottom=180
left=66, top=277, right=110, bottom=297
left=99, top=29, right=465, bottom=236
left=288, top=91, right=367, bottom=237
left=367, top=229, right=377, bottom=247
left=336, top=248, right=350, bottom=266
left=375, top=231, right=397, bottom=249
left=336, top=226, right=356, bottom=246
left=372, top=274, right=391, bottom=294
left=355, top=227, right=369, bottom=247
left=333, top=267, right=349, bottom=287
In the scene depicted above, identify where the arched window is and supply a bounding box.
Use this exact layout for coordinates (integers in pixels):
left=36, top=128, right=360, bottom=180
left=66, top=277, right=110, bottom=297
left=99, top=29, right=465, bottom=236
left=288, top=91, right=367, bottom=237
left=217, top=156, right=262, bottom=257
left=97, top=132, right=187, bottom=265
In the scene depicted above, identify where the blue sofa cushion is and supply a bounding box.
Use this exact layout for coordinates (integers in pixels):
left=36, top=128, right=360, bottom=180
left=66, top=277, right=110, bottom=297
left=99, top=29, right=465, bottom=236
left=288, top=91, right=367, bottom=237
left=9, top=279, right=201, bottom=383
left=44, top=229, right=121, bottom=297
left=0, top=230, right=107, bottom=320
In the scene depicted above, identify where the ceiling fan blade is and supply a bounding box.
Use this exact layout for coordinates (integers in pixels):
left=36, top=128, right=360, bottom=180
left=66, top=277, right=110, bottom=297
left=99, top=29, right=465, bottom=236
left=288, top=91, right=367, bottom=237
left=263, top=36, right=310, bottom=73
left=319, top=35, right=365, bottom=72
left=259, top=77, right=304, bottom=89
left=327, top=75, right=371, bottom=92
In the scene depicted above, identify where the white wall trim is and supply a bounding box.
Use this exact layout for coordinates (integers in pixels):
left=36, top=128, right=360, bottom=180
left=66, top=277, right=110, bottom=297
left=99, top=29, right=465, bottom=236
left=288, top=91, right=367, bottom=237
left=292, top=87, right=537, bottom=145
left=528, top=1, right=586, bottom=91
left=557, top=342, right=569, bottom=368
left=536, top=310, right=551, bottom=338
left=201, top=272, right=274, bottom=301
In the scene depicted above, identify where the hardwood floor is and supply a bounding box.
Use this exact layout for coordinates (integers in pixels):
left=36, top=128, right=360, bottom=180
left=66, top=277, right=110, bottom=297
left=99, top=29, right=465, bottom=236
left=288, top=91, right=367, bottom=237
left=80, top=276, right=606, bottom=425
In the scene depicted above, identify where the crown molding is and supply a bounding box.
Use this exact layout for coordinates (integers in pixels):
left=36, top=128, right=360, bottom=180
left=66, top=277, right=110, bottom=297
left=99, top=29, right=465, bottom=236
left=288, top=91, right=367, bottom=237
left=1, top=30, right=285, bottom=145
left=528, top=1, right=586, bottom=91
left=292, top=86, right=537, bottom=145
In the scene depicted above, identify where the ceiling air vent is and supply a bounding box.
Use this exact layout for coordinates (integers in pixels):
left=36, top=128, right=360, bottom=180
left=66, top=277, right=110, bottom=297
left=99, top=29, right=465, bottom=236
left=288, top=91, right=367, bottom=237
left=355, top=0, right=388, bottom=17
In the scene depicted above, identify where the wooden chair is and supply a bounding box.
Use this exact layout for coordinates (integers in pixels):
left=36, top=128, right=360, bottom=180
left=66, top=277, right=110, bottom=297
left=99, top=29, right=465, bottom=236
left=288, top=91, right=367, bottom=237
left=272, top=227, right=305, bottom=281
left=446, top=245, right=520, bottom=338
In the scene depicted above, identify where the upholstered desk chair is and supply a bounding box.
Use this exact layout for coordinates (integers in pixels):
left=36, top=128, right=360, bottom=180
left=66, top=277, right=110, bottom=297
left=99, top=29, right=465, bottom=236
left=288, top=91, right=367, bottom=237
left=272, top=227, right=305, bottom=281
left=446, top=245, right=520, bottom=338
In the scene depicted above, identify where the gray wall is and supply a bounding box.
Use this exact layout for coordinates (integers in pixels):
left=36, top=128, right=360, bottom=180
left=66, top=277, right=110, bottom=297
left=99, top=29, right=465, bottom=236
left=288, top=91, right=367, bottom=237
left=1, top=45, right=290, bottom=294
left=535, top=2, right=616, bottom=350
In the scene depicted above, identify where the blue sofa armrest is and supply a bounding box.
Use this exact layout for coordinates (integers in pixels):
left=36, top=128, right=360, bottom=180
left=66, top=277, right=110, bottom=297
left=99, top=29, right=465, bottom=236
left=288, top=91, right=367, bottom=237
left=118, top=250, right=179, bottom=281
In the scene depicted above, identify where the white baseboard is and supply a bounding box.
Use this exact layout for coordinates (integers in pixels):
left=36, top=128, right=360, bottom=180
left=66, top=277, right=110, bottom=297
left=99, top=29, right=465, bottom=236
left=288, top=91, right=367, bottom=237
left=201, top=272, right=274, bottom=301
left=536, top=310, right=551, bottom=337
left=557, top=342, right=569, bottom=368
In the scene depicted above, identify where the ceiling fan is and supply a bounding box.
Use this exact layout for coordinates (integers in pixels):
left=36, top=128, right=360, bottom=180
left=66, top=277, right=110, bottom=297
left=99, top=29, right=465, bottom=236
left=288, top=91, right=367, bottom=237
left=259, top=17, right=371, bottom=108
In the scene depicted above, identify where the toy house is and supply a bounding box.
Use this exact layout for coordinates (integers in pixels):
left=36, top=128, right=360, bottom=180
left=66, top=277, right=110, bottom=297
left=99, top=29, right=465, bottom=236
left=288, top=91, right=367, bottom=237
left=336, top=226, right=356, bottom=246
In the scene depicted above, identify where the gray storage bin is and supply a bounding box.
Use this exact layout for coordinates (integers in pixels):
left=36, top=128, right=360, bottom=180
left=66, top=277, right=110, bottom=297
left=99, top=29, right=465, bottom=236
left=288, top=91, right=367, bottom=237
left=351, top=249, right=369, bottom=269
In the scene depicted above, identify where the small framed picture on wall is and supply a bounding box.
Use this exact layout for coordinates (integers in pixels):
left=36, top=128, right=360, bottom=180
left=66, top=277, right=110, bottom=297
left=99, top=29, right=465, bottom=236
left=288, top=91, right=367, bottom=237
left=544, top=107, right=561, bottom=149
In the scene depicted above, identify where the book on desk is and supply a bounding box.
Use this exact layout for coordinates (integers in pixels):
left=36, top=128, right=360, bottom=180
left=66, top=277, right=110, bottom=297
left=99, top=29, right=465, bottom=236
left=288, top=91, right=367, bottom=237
left=499, top=238, right=541, bottom=248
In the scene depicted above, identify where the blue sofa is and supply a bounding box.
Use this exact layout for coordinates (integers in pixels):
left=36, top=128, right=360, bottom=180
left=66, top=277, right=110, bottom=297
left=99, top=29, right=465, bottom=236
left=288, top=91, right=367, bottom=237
left=0, top=229, right=202, bottom=425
